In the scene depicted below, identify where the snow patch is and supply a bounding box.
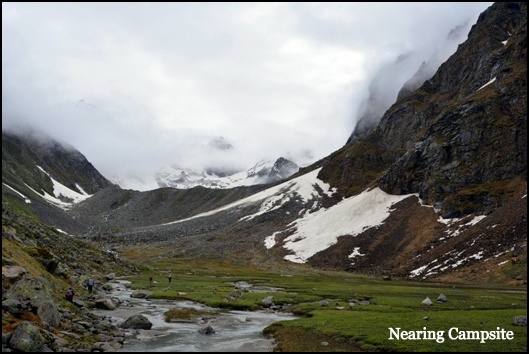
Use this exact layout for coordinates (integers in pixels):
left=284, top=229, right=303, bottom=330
left=477, top=77, right=496, bottom=91
left=450, top=251, right=484, bottom=268
left=439, top=215, right=486, bottom=240
left=3, top=183, right=31, bottom=203
left=410, top=265, right=428, bottom=278
left=264, top=232, right=281, bottom=249
left=164, top=168, right=335, bottom=226
left=348, top=247, right=365, bottom=265
left=75, top=183, right=90, bottom=195
left=29, top=166, right=93, bottom=209
left=282, top=188, right=414, bottom=263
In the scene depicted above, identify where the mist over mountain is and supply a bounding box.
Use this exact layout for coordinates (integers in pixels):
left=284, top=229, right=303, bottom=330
left=2, top=2, right=526, bottom=288
left=5, top=3, right=528, bottom=352
left=347, top=20, right=475, bottom=143
left=155, top=157, right=299, bottom=189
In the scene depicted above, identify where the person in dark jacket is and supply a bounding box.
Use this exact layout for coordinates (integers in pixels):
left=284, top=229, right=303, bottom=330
left=65, top=288, right=74, bottom=302
left=87, top=278, right=95, bottom=293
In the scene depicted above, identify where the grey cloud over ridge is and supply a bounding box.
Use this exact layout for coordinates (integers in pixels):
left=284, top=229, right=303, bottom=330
left=2, top=2, right=492, bottom=190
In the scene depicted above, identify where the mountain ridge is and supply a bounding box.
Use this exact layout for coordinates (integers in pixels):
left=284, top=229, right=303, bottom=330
left=2, top=2, right=526, bottom=285
left=155, top=157, right=299, bottom=189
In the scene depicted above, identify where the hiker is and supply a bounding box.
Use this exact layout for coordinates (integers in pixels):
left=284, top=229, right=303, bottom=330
left=87, top=278, right=95, bottom=293
left=65, top=287, right=74, bottom=302
left=149, top=275, right=153, bottom=288
left=168, top=274, right=172, bottom=284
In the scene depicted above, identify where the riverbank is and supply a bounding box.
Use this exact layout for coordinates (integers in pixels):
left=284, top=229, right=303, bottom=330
left=93, top=279, right=297, bottom=352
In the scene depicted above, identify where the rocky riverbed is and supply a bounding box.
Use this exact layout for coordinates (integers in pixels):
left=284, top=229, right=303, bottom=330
left=2, top=271, right=296, bottom=352
left=93, top=280, right=297, bottom=352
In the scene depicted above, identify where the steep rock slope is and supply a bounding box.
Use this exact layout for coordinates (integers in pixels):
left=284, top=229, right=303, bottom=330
left=321, top=2, right=527, bottom=219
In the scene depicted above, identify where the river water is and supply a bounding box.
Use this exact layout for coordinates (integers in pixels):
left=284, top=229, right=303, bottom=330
left=92, top=280, right=297, bottom=352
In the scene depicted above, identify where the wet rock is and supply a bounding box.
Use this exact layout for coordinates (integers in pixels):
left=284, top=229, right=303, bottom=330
left=130, top=290, right=151, bottom=298
left=120, top=315, right=153, bottom=330
left=230, top=290, right=243, bottom=298
left=198, top=325, right=215, bottom=335
left=262, top=296, right=274, bottom=307
left=95, top=298, right=117, bottom=310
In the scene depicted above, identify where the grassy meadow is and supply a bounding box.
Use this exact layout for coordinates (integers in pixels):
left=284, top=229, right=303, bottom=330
left=119, top=253, right=527, bottom=352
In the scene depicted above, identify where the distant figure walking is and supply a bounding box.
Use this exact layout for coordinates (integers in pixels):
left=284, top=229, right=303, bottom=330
left=149, top=275, right=153, bottom=288
left=87, top=278, right=95, bottom=293
left=168, top=274, right=172, bottom=284
left=65, top=287, right=74, bottom=302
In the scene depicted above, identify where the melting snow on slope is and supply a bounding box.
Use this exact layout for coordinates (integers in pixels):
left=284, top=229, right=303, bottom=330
left=3, top=183, right=31, bottom=203
left=438, top=215, right=486, bottom=240
left=477, top=77, right=496, bottom=91
left=282, top=187, right=414, bottom=264
left=240, top=169, right=335, bottom=221
left=164, top=168, right=335, bottom=226
left=264, top=232, right=282, bottom=249
left=27, top=166, right=93, bottom=209
left=348, top=247, right=365, bottom=265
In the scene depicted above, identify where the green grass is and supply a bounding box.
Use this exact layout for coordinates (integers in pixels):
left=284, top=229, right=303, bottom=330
left=120, top=255, right=527, bottom=352
left=164, top=307, right=217, bottom=322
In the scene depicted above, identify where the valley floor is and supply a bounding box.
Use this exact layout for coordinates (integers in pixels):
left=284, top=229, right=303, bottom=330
left=118, top=252, right=528, bottom=352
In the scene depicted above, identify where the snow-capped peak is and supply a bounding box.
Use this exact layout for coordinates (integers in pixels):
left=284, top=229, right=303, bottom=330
left=155, top=157, right=299, bottom=189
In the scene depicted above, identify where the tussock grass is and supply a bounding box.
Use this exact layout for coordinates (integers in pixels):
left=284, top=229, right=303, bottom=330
left=164, top=308, right=217, bottom=322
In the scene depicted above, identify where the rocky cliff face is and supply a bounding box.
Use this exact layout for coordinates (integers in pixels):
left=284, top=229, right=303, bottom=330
left=347, top=20, right=473, bottom=144
left=322, top=2, right=527, bottom=218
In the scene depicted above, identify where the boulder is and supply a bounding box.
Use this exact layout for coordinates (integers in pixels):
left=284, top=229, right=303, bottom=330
left=120, top=315, right=153, bottom=330
left=198, top=325, right=215, bottom=335
left=437, top=293, right=448, bottom=303
left=422, top=297, right=433, bottom=306
left=9, top=321, right=46, bottom=352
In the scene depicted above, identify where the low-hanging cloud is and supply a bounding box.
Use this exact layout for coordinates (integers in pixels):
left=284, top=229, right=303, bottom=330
left=2, top=2, right=492, bottom=190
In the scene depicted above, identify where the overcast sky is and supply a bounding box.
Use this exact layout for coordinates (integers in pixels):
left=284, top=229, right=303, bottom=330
left=2, top=2, right=492, bottom=190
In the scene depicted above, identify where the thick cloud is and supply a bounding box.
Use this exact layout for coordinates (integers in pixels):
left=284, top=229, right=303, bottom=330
left=2, top=2, right=492, bottom=190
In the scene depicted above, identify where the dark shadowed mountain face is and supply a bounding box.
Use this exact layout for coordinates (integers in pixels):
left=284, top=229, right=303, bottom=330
left=2, top=2, right=526, bottom=286
left=346, top=20, right=474, bottom=144
left=323, top=1, right=527, bottom=218
left=2, top=130, right=114, bottom=196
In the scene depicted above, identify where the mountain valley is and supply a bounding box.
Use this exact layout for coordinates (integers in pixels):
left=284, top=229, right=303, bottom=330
left=2, top=2, right=527, bottom=352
